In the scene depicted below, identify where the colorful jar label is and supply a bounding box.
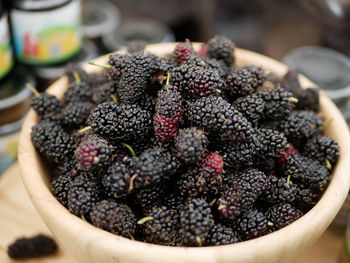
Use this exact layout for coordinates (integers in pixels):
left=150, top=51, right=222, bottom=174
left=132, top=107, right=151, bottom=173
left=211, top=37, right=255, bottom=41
left=0, top=14, right=13, bottom=79
left=11, top=0, right=82, bottom=65
left=0, top=130, right=19, bottom=174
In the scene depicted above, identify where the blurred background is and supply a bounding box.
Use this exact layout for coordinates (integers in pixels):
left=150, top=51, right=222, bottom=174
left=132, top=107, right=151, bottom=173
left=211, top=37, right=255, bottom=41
left=1, top=0, right=350, bottom=172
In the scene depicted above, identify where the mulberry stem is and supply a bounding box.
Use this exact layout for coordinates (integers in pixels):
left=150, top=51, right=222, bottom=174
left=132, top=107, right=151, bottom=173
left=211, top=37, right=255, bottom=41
left=166, top=72, right=171, bottom=86
left=128, top=174, right=138, bottom=191
left=72, top=70, right=81, bottom=84
left=137, top=216, right=154, bottom=225
left=209, top=198, right=217, bottom=206
left=218, top=204, right=227, bottom=211
left=111, top=95, right=119, bottom=104
left=79, top=126, right=92, bottom=134
left=195, top=236, right=203, bottom=246
left=26, top=83, right=40, bottom=97
left=289, top=97, right=299, bottom=103
left=89, top=61, right=112, bottom=70
left=121, top=143, right=136, bottom=157
left=325, top=159, right=332, bottom=170
left=286, top=174, right=291, bottom=184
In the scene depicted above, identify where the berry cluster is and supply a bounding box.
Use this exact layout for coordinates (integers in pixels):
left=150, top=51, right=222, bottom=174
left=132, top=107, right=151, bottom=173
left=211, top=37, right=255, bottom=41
left=30, top=35, right=339, bottom=247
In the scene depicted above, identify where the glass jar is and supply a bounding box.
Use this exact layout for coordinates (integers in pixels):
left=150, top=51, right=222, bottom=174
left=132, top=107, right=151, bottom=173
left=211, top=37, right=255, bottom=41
left=10, top=0, right=82, bottom=65
left=0, top=2, right=14, bottom=81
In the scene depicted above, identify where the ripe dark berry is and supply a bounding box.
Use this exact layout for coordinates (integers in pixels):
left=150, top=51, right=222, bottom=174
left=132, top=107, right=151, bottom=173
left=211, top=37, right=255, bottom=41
left=264, top=176, right=297, bottom=204
left=283, top=154, right=330, bottom=191
left=218, top=180, right=257, bottom=220
left=218, top=169, right=267, bottom=220
left=303, top=135, right=339, bottom=168
left=62, top=101, right=94, bottom=130
left=233, top=94, right=265, bottom=125
left=281, top=111, right=323, bottom=140
left=51, top=174, right=73, bottom=207
left=237, top=209, right=268, bottom=240
left=180, top=198, right=214, bottom=246
left=186, top=95, right=254, bottom=142
left=282, top=70, right=320, bottom=112
left=259, top=85, right=296, bottom=120
left=220, top=136, right=260, bottom=171
left=207, top=224, right=240, bottom=246
left=90, top=200, right=136, bottom=238
left=266, top=203, right=303, bottom=231
left=92, top=82, right=118, bottom=104
left=207, top=35, right=235, bottom=66
left=7, top=234, right=57, bottom=259
left=67, top=174, right=102, bottom=218
left=107, top=54, right=129, bottom=81
left=237, top=169, right=268, bottom=196
left=138, top=206, right=180, bottom=245
left=174, top=41, right=194, bottom=63
left=63, top=81, right=92, bottom=105
left=31, top=93, right=62, bottom=119
left=186, top=67, right=224, bottom=97
left=90, top=102, right=152, bottom=141
left=135, top=185, right=165, bottom=212
left=175, top=128, right=209, bottom=164
left=177, top=167, right=202, bottom=198
left=294, top=184, right=319, bottom=211
left=227, top=66, right=265, bottom=97
left=131, top=147, right=178, bottom=189
left=257, top=128, right=289, bottom=159
left=102, top=162, right=133, bottom=199
left=31, top=120, right=75, bottom=164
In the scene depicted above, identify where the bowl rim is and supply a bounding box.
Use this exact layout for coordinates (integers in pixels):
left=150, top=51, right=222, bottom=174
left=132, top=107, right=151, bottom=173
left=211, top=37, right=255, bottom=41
left=18, top=43, right=350, bottom=263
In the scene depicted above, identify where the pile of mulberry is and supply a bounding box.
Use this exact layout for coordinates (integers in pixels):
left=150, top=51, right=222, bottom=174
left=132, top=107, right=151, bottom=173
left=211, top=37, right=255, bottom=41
left=28, top=35, right=340, bottom=247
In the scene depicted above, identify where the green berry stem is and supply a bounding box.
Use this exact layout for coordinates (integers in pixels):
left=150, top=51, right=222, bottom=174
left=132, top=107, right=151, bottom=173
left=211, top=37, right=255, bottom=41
left=111, top=95, right=119, bottom=104
left=78, top=126, right=92, bottom=134
left=218, top=204, right=227, bottom=211
left=166, top=72, right=171, bottom=86
left=137, top=216, right=154, bottom=225
left=214, top=88, right=222, bottom=94
left=121, top=143, right=136, bottom=157
left=128, top=174, right=138, bottom=191
left=267, top=221, right=274, bottom=227
left=26, top=83, right=41, bottom=97
left=286, top=174, right=291, bottom=185
left=195, top=236, right=203, bottom=246
left=289, top=97, right=299, bottom=103
left=209, top=198, right=217, bottom=207
left=325, top=159, right=332, bottom=170
left=88, top=61, right=112, bottom=70
left=72, top=70, right=81, bottom=85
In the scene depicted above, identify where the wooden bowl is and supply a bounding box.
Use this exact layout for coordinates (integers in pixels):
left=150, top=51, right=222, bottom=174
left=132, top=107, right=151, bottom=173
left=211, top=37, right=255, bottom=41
left=18, top=43, right=350, bottom=263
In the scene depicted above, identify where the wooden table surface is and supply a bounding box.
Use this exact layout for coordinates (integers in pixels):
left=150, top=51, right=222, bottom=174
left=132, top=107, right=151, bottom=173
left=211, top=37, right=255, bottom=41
left=0, top=163, right=344, bottom=263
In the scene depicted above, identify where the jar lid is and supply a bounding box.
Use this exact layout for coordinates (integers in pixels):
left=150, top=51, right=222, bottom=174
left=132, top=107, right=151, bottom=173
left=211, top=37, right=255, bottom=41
left=102, top=18, right=174, bottom=52
left=282, top=46, right=350, bottom=100
left=82, top=0, right=120, bottom=39
left=13, top=0, right=70, bottom=11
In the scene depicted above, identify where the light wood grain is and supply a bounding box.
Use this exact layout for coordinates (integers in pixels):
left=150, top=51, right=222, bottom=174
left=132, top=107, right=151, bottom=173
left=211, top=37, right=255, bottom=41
left=0, top=164, right=77, bottom=263
left=18, top=43, right=350, bottom=263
